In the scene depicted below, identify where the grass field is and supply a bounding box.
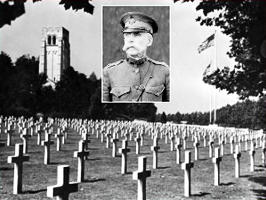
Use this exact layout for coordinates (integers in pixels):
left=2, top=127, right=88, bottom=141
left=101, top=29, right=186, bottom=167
left=0, top=123, right=265, bottom=200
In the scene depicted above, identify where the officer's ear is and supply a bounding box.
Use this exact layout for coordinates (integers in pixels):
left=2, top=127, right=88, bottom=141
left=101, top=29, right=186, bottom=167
left=147, top=34, right=153, bottom=47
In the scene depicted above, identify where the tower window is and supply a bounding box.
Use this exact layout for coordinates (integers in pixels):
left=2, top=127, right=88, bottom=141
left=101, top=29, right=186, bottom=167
left=52, top=36, right=56, bottom=45
left=47, top=35, right=51, bottom=45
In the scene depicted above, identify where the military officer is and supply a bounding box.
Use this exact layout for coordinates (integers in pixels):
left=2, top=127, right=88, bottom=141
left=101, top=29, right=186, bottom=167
left=102, top=12, right=170, bottom=102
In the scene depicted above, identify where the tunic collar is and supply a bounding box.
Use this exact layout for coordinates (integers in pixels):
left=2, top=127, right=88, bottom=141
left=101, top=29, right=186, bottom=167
left=126, top=56, right=147, bottom=66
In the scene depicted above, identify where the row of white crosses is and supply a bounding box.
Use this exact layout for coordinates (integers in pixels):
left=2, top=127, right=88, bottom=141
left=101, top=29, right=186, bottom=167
left=84, top=120, right=266, bottom=172
left=3, top=117, right=89, bottom=200
left=1, top=116, right=48, bottom=148
left=89, top=120, right=266, bottom=199
left=46, top=123, right=90, bottom=200
left=131, top=122, right=265, bottom=198
left=2, top=116, right=266, bottom=200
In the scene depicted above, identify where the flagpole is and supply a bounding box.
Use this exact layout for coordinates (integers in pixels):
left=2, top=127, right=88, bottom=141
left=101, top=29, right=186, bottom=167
left=199, top=32, right=216, bottom=125
left=213, top=30, right=217, bottom=124
left=209, top=84, right=212, bottom=124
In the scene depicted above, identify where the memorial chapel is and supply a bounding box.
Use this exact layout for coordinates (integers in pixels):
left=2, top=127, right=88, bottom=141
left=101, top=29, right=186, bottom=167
left=39, top=27, right=70, bottom=86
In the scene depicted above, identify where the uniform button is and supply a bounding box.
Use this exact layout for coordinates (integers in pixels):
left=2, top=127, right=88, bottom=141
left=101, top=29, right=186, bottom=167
left=139, top=85, right=145, bottom=90
left=135, top=69, right=139, bottom=73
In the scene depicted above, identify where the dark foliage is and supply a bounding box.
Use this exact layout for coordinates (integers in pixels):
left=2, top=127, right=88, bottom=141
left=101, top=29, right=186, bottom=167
left=0, top=0, right=94, bottom=28
left=178, top=0, right=266, bottom=99
left=160, top=112, right=167, bottom=123
left=162, top=97, right=266, bottom=129
left=0, top=52, right=157, bottom=121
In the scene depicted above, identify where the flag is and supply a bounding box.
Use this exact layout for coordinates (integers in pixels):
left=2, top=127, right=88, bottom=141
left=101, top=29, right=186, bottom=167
left=198, top=34, right=215, bottom=53
left=203, top=62, right=212, bottom=77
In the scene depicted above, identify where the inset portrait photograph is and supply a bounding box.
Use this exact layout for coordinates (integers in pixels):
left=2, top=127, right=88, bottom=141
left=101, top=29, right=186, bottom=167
left=102, top=6, right=170, bottom=102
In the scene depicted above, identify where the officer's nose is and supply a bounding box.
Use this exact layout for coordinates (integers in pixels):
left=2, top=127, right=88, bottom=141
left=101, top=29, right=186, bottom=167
left=127, top=34, right=135, bottom=42
left=124, top=32, right=135, bottom=42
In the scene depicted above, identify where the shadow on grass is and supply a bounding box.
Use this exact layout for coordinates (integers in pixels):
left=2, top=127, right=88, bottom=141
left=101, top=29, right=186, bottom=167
left=251, top=189, right=266, bottom=200
left=49, top=162, right=62, bottom=165
left=157, top=166, right=170, bottom=170
left=199, top=158, right=209, bottom=161
left=159, top=150, right=170, bottom=153
left=240, top=175, right=250, bottom=178
left=255, top=169, right=265, bottom=172
left=84, top=178, right=106, bottom=183
left=30, top=151, right=42, bottom=154
left=220, top=182, right=235, bottom=186
left=193, top=192, right=211, bottom=197
left=88, top=147, right=100, bottom=150
left=248, top=176, right=266, bottom=186
left=255, top=165, right=266, bottom=168
left=139, top=152, right=150, bottom=155
left=0, top=167, right=12, bottom=170
left=87, top=158, right=101, bottom=161
left=23, top=188, right=46, bottom=194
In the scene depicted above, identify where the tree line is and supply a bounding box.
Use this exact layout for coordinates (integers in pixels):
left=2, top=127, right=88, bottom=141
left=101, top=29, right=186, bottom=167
left=0, top=51, right=157, bottom=122
left=160, top=97, right=265, bottom=130
left=0, top=51, right=265, bottom=129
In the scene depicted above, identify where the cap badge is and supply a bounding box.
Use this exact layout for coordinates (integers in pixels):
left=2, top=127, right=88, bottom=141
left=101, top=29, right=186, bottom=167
left=128, top=18, right=136, bottom=25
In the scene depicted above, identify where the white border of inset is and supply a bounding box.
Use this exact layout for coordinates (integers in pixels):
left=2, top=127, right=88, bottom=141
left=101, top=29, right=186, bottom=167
left=101, top=4, right=171, bottom=104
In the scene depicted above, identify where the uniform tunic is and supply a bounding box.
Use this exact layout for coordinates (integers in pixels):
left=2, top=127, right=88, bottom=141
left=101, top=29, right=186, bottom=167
left=103, top=57, right=170, bottom=102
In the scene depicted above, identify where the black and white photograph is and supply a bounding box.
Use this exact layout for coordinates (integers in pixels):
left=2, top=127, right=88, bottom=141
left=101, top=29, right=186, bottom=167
left=102, top=6, right=170, bottom=102
left=0, top=0, right=265, bottom=200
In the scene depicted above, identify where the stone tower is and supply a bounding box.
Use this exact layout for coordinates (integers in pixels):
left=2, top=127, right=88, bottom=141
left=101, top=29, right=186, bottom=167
left=39, top=27, right=70, bottom=84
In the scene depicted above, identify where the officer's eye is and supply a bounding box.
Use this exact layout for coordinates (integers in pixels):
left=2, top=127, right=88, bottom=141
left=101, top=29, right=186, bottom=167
left=133, top=32, right=142, bottom=37
left=123, top=33, right=131, bottom=37
left=123, top=32, right=142, bottom=38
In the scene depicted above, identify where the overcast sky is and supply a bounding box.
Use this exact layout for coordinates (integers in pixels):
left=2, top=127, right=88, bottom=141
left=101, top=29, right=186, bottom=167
left=0, top=0, right=240, bottom=114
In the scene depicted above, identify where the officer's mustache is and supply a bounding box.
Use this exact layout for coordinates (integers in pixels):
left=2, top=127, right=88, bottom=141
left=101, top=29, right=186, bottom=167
left=122, top=45, right=139, bottom=52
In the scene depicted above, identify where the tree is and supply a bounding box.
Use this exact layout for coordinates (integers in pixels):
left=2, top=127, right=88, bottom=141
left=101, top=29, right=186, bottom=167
left=0, top=51, right=14, bottom=114
left=0, top=0, right=94, bottom=28
left=88, top=84, right=105, bottom=119
left=160, top=112, right=167, bottom=123
left=0, top=53, right=48, bottom=116
left=54, top=67, right=98, bottom=118
left=180, top=0, right=266, bottom=99
left=12, top=55, right=40, bottom=113
left=253, top=96, right=266, bottom=129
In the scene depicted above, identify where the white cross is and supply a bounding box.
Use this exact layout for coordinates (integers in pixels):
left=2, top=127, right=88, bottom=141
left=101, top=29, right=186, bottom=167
left=135, top=135, right=141, bottom=155
left=111, top=137, right=119, bottom=157
left=181, top=151, right=194, bottom=197
left=212, top=147, right=222, bottom=186
left=132, top=156, right=151, bottom=200
left=41, top=133, right=54, bottom=165
left=7, top=143, right=30, bottom=194
left=119, top=140, right=130, bottom=174
left=74, top=140, right=89, bottom=182
left=151, top=137, right=160, bottom=169
left=47, top=165, right=79, bottom=200
left=55, top=129, right=64, bottom=151
left=249, top=141, right=256, bottom=172
left=233, top=145, right=241, bottom=178
left=175, top=138, right=182, bottom=164
left=20, top=128, right=31, bottom=154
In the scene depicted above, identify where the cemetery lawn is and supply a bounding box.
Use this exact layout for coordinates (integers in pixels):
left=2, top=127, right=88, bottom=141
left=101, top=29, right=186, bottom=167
left=0, top=125, right=265, bottom=200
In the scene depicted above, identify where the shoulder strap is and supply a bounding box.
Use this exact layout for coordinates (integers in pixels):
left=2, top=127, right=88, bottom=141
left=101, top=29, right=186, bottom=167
left=136, top=64, right=155, bottom=102
left=105, top=59, right=124, bottom=69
